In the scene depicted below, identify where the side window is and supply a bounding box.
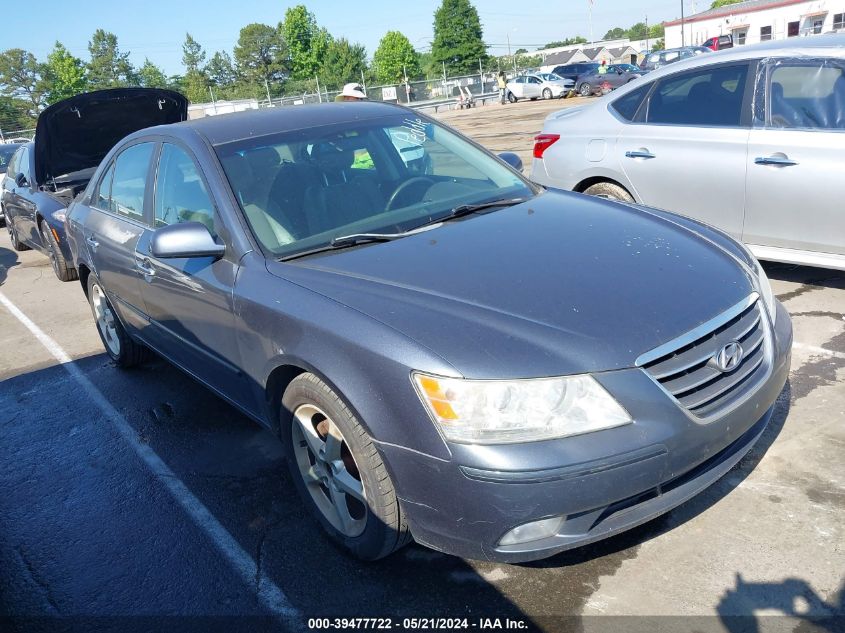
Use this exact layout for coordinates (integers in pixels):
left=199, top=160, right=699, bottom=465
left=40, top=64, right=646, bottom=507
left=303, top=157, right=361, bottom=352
left=768, top=61, right=845, bottom=130
left=18, top=148, right=31, bottom=181
left=110, top=143, right=154, bottom=221
left=611, top=84, right=651, bottom=121
left=6, top=149, right=19, bottom=177
left=95, top=163, right=115, bottom=210
left=155, top=143, right=215, bottom=230
left=647, top=64, right=749, bottom=127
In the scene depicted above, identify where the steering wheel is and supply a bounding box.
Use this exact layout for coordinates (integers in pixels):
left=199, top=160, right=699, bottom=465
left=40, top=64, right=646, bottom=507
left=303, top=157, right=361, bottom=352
left=385, top=177, right=435, bottom=211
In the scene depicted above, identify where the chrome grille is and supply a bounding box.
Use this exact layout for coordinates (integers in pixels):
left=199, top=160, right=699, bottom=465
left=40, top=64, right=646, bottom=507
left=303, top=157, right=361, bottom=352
left=640, top=296, right=769, bottom=418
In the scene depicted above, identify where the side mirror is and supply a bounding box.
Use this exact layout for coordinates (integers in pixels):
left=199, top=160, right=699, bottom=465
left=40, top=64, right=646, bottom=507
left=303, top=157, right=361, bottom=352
left=150, top=221, right=225, bottom=259
left=14, top=172, right=28, bottom=188
left=498, top=152, right=523, bottom=173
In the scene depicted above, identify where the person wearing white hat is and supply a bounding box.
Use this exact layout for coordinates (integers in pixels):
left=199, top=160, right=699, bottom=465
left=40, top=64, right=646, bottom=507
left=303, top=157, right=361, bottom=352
left=334, top=83, right=368, bottom=101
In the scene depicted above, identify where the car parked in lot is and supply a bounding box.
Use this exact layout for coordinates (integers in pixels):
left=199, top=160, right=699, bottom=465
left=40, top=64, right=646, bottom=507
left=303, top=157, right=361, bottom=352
left=1, top=88, right=186, bottom=280
left=67, top=101, right=791, bottom=563
left=0, top=142, right=24, bottom=225
left=703, top=34, right=733, bottom=51
left=639, top=46, right=711, bottom=72
left=551, top=62, right=600, bottom=84
left=576, top=63, right=642, bottom=96
left=532, top=36, right=845, bottom=271
left=506, top=73, right=574, bottom=102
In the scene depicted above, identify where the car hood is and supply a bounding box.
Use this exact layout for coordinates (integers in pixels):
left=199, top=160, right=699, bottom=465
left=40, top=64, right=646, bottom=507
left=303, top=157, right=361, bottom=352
left=34, top=88, right=187, bottom=185
left=267, top=191, right=754, bottom=379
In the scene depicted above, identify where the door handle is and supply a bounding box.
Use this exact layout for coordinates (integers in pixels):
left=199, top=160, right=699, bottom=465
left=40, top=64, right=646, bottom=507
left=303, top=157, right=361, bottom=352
left=754, top=156, right=798, bottom=167
left=136, top=257, right=156, bottom=278
left=625, top=150, right=656, bottom=159
left=86, top=235, right=99, bottom=249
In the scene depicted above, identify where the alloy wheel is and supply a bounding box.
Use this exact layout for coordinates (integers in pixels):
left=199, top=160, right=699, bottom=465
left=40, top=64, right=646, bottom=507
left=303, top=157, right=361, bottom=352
left=90, top=284, right=121, bottom=357
left=291, top=403, right=367, bottom=537
left=580, top=83, right=592, bottom=97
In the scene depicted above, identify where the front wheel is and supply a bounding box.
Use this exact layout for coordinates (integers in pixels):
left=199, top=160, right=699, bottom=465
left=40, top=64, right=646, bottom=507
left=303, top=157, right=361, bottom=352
left=542, top=88, right=552, bottom=99
left=283, top=373, right=411, bottom=560
left=87, top=273, right=148, bottom=367
left=579, top=82, right=593, bottom=97
left=8, top=220, right=29, bottom=251
left=41, top=221, right=77, bottom=282
left=507, top=92, right=518, bottom=103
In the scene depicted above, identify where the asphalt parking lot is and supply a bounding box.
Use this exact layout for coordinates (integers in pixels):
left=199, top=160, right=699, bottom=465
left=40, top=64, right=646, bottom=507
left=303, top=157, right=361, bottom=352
left=0, top=99, right=843, bottom=632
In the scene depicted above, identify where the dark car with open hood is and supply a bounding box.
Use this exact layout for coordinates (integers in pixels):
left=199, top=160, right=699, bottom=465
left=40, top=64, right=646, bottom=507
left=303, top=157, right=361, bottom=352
left=67, top=102, right=791, bottom=563
left=2, top=88, right=187, bottom=280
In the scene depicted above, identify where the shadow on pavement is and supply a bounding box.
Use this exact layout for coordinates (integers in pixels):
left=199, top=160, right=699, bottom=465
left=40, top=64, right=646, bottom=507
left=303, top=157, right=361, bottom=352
left=0, top=246, right=18, bottom=286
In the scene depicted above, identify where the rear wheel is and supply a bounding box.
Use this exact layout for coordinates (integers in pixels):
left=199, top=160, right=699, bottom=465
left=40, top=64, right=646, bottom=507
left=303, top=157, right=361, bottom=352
left=87, top=273, right=147, bottom=367
left=579, top=82, right=593, bottom=97
left=40, top=221, right=77, bottom=282
left=583, top=181, right=634, bottom=202
left=283, top=373, right=411, bottom=560
left=542, top=88, right=552, bottom=99
left=507, top=92, right=518, bottom=103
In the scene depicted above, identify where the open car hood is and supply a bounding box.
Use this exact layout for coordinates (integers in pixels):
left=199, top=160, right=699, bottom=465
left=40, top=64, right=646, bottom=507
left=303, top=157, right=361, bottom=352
left=34, top=88, right=188, bottom=184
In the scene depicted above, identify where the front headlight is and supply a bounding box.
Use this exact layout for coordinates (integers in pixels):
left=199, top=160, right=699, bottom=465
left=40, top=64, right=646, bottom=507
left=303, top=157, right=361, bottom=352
left=413, top=373, right=632, bottom=444
left=756, top=263, right=777, bottom=326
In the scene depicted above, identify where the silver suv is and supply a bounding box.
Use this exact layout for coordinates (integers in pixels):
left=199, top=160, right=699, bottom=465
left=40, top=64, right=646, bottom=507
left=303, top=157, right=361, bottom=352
left=532, top=35, right=845, bottom=271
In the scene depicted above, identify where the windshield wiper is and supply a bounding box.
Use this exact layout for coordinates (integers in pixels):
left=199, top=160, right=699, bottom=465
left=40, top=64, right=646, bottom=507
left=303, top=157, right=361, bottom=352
left=279, top=225, right=438, bottom=262
left=415, top=197, right=528, bottom=229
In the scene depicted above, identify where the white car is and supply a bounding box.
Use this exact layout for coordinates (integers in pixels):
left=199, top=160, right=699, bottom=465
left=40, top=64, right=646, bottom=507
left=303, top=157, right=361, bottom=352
left=506, top=73, right=574, bottom=102
left=531, top=35, right=845, bottom=271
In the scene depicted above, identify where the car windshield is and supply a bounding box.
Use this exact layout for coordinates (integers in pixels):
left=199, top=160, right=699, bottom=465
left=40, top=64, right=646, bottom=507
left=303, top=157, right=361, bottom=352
left=540, top=73, right=561, bottom=81
left=0, top=145, right=18, bottom=174
left=616, top=64, right=640, bottom=72
left=215, top=113, right=534, bottom=258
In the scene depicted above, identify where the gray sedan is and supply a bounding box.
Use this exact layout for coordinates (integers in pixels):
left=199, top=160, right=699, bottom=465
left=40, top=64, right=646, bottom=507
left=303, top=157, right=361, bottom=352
left=532, top=35, right=845, bottom=271
left=576, top=64, right=641, bottom=96
left=66, top=101, right=790, bottom=563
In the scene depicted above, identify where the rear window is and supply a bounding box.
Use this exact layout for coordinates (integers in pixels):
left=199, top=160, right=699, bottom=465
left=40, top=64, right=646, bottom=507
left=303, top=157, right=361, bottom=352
left=611, top=84, right=651, bottom=121
left=768, top=61, right=845, bottom=129
left=647, top=63, right=749, bottom=127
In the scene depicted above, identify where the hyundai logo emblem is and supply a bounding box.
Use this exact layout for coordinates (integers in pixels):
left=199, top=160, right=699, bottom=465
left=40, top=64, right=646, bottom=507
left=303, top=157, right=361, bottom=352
left=713, top=341, right=744, bottom=373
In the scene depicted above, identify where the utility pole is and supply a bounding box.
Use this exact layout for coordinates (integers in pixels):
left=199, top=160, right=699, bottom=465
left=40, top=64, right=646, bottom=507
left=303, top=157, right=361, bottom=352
left=479, top=58, right=484, bottom=92
left=264, top=78, right=272, bottom=106
left=315, top=75, right=322, bottom=103
left=681, top=0, right=686, bottom=47
left=209, top=86, right=217, bottom=114
left=646, top=14, right=650, bottom=51
left=361, top=69, right=367, bottom=96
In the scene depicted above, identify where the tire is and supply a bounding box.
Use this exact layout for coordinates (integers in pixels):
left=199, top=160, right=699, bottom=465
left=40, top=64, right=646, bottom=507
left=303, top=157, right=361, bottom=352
left=8, top=220, right=29, bottom=251
left=86, top=273, right=148, bottom=367
left=282, top=373, right=412, bottom=561
left=542, top=88, right=552, bottom=100
left=579, top=82, right=593, bottom=97
left=583, top=181, right=635, bottom=202
left=530, top=97, right=538, bottom=101
left=41, top=221, right=77, bottom=282
left=507, top=92, right=518, bottom=103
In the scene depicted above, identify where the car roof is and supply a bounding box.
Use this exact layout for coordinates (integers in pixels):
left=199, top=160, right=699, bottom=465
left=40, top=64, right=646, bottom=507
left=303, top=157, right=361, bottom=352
left=161, top=101, right=412, bottom=146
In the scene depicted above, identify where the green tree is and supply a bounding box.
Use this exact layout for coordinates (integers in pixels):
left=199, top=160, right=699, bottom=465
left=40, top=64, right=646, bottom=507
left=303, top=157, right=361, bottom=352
left=182, top=33, right=206, bottom=73
left=417, top=51, right=440, bottom=79
left=431, top=0, right=487, bottom=75
left=233, top=23, right=287, bottom=92
left=183, top=70, right=209, bottom=103
left=373, top=31, right=420, bottom=84
left=206, top=51, right=236, bottom=88
left=539, top=36, right=587, bottom=49
left=649, top=23, right=665, bottom=38
left=0, top=95, right=35, bottom=132
left=710, top=0, right=743, bottom=8
left=42, top=42, right=87, bottom=104
left=282, top=5, right=332, bottom=80
left=138, top=59, right=168, bottom=88
left=603, top=27, right=627, bottom=40
left=87, top=29, right=136, bottom=88
left=320, top=38, right=367, bottom=90
left=0, top=49, right=45, bottom=113
left=626, top=22, right=649, bottom=40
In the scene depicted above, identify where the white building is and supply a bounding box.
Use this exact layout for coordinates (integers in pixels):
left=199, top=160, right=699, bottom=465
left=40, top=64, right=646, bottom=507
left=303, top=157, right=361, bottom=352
left=664, top=0, right=842, bottom=49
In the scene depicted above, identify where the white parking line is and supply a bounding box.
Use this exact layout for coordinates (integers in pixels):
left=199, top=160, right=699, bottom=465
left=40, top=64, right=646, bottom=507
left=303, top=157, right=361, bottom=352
left=792, top=342, right=845, bottom=361
left=0, top=290, right=300, bottom=621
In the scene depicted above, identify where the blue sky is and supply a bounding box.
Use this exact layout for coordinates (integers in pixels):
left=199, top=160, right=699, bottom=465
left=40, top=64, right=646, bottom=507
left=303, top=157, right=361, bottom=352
left=6, top=0, right=689, bottom=75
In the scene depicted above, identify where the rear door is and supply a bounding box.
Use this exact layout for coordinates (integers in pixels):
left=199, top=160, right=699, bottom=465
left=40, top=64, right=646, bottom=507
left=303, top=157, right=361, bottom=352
left=10, top=147, right=38, bottom=244
left=84, top=141, right=156, bottom=332
left=617, top=61, right=754, bottom=239
left=743, top=58, right=845, bottom=256
left=135, top=141, right=251, bottom=407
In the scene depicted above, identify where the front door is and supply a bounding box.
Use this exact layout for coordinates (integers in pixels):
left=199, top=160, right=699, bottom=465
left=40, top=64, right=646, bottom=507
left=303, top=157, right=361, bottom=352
left=744, top=58, right=845, bottom=256
left=617, top=61, right=753, bottom=239
left=136, top=142, right=252, bottom=410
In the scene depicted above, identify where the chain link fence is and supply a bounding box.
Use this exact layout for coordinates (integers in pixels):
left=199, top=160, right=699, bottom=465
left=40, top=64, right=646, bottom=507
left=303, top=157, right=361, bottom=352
left=0, top=128, right=35, bottom=142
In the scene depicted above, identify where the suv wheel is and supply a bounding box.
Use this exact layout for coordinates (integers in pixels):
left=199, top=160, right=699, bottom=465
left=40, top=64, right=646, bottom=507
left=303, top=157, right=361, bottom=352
left=283, top=373, right=412, bottom=560
left=579, top=82, right=593, bottom=97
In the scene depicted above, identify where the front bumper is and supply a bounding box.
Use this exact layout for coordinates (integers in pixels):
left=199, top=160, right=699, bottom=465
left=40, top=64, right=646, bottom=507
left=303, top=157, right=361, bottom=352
left=381, top=302, right=792, bottom=563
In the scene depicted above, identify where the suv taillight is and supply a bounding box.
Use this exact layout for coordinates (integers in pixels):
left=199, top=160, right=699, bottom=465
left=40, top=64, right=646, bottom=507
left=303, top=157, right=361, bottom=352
left=533, top=134, right=560, bottom=159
